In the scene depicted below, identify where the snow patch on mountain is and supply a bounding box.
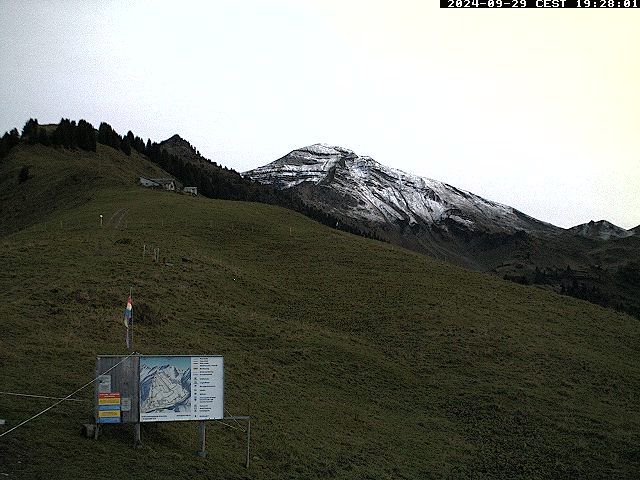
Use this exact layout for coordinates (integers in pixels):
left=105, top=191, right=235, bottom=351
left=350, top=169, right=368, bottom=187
left=245, top=144, right=556, bottom=235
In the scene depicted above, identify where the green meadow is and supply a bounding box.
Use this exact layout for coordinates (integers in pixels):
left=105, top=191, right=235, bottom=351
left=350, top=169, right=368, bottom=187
left=0, top=144, right=639, bottom=479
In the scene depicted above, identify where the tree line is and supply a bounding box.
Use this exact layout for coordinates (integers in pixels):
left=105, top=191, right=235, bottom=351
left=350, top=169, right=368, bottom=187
left=0, top=118, right=147, bottom=158
left=19, top=118, right=97, bottom=151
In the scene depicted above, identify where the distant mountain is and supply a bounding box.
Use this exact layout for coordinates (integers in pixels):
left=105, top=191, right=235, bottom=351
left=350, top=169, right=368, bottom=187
left=246, top=144, right=558, bottom=238
left=568, top=220, right=634, bottom=240
left=152, top=134, right=284, bottom=204
left=159, top=134, right=207, bottom=166
left=245, top=143, right=640, bottom=318
left=245, top=144, right=566, bottom=268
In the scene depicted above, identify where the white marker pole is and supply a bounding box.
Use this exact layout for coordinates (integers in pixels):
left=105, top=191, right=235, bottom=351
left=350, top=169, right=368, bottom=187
left=100, top=214, right=103, bottom=227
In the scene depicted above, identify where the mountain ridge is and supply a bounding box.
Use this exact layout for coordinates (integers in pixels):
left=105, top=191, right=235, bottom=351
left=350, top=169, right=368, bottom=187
left=246, top=143, right=561, bottom=237
left=246, top=143, right=636, bottom=239
left=244, top=143, right=640, bottom=318
left=568, top=219, right=635, bottom=240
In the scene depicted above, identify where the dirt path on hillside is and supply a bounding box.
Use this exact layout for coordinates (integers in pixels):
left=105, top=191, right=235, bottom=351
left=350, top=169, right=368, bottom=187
left=106, top=208, right=129, bottom=229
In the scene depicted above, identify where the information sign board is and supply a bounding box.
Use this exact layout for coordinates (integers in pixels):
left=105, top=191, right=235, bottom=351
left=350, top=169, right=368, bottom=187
left=98, top=392, right=121, bottom=423
left=139, top=356, right=224, bottom=422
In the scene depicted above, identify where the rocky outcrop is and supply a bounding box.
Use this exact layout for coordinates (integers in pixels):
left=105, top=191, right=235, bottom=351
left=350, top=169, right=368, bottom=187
left=568, top=220, right=634, bottom=240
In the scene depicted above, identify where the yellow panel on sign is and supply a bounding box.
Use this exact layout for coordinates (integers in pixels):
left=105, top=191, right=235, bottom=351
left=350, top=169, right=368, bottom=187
left=99, top=398, right=121, bottom=405
left=99, top=410, right=121, bottom=418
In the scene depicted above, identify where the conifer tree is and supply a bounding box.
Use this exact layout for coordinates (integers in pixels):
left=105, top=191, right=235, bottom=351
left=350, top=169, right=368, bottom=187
left=52, top=119, right=77, bottom=148
left=76, top=119, right=97, bottom=151
left=0, top=131, right=18, bottom=158
left=21, top=118, right=39, bottom=144
left=1, top=131, right=15, bottom=159
left=38, top=129, right=50, bottom=146
left=97, top=122, right=121, bottom=150
left=97, top=122, right=112, bottom=146
left=133, top=135, right=145, bottom=154
left=120, top=137, right=131, bottom=156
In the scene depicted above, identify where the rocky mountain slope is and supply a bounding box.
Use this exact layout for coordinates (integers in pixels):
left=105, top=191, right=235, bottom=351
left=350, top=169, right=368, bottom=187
left=569, top=220, right=635, bottom=240
left=245, top=144, right=640, bottom=317
left=247, top=144, right=562, bottom=237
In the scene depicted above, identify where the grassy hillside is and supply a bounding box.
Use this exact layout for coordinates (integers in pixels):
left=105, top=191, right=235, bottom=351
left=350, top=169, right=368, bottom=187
left=0, top=143, right=170, bottom=235
left=0, top=145, right=639, bottom=479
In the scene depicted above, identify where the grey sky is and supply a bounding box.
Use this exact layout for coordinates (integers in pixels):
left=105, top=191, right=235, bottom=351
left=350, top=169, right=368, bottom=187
left=1, top=0, right=638, bottom=229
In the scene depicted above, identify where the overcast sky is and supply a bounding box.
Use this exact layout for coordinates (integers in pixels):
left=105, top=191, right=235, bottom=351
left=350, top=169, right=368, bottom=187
left=1, top=0, right=638, bottom=229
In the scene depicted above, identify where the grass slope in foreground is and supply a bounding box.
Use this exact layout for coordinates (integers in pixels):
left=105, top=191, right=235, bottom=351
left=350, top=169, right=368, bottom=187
left=0, top=144, right=639, bottom=479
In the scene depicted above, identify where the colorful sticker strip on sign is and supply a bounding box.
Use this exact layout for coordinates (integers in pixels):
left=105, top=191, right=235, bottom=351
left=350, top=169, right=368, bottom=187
left=98, top=392, right=121, bottom=423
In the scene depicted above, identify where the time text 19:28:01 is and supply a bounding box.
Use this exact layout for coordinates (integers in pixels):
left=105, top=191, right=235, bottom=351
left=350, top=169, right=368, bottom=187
left=442, top=0, right=638, bottom=7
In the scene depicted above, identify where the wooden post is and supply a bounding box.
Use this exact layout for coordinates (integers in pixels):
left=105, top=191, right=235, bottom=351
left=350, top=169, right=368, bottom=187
left=246, top=419, right=251, bottom=469
left=143, top=244, right=146, bottom=258
left=134, top=422, right=142, bottom=448
left=197, top=421, right=206, bottom=457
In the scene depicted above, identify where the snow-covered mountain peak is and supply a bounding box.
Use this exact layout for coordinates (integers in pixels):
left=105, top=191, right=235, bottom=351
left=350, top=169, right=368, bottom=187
left=245, top=144, right=557, bottom=235
left=300, top=143, right=354, bottom=156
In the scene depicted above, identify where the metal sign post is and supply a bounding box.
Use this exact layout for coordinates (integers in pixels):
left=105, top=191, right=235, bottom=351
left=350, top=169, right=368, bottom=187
left=134, top=422, right=142, bottom=448
left=197, top=421, right=206, bottom=457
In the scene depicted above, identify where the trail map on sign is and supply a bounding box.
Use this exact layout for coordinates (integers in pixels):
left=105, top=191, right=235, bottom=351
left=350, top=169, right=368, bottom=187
left=140, top=356, right=192, bottom=422
left=139, top=356, right=224, bottom=422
